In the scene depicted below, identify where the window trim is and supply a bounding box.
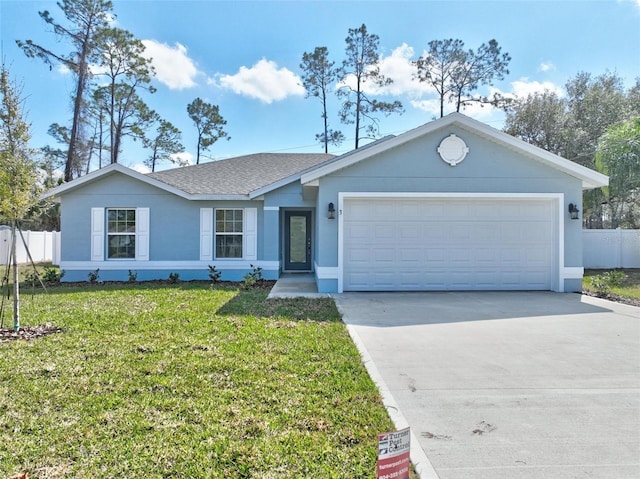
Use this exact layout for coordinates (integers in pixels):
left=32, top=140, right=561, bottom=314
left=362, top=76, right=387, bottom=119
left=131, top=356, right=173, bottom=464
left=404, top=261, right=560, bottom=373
left=106, top=208, right=137, bottom=260
left=199, top=207, right=257, bottom=261
left=90, top=207, right=149, bottom=262
left=214, top=208, right=244, bottom=259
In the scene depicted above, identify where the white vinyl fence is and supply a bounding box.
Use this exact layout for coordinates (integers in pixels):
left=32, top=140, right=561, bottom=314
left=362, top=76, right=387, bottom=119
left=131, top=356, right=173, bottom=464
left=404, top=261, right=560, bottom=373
left=0, top=228, right=60, bottom=266
left=1, top=228, right=636, bottom=271
left=583, top=229, right=640, bottom=269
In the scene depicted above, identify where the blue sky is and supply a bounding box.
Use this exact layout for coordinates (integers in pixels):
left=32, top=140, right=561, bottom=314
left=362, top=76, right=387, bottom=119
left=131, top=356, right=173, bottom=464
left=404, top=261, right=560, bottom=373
left=1, top=0, right=639, bottom=173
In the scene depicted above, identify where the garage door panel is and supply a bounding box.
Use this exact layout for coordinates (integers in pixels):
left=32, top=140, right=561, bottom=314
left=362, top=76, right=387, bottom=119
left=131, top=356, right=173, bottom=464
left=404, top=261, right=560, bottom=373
left=373, top=248, right=395, bottom=262
left=399, top=248, right=422, bottom=262
left=343, top=198, right=555, bottom=291
left=476, top=248, right=499, bottom=263
left=399, top=224, right=420, bottom=239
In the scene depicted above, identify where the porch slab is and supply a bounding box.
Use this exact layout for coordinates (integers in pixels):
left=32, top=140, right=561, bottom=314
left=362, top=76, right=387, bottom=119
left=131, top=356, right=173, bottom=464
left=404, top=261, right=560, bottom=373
left=268, top=273, right=331, bottom=299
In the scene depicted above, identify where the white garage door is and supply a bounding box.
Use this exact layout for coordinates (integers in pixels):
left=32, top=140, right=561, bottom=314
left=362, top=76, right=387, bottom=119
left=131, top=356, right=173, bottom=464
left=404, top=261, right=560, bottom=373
left=342, top=197, right=556, bottom=291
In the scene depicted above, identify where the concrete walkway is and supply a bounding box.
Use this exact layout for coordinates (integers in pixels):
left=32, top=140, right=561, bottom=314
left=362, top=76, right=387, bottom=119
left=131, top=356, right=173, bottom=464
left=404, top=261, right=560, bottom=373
left=267, top=273, right=330, bottom=299
left=334, top=292, right=640, bottom=479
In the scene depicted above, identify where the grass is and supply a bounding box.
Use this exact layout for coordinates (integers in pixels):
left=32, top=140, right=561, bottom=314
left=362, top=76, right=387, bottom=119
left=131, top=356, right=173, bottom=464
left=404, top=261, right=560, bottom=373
left=0, top=282, right=402, bottom=478
left=583, top=268, right=640, bottom=301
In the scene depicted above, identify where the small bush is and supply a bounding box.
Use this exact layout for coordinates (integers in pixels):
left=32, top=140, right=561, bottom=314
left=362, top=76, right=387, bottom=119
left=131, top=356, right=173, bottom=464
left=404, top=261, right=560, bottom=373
left=24, top=270, right=39, bottom=288
left=43, top=267, right=64, bottom=283
left=208, top=265, right=221, bottom=283
left=242, top=264, right=263, bottom=290
left=590, top=270, right=627, bottom=294
left=128, top=270, right=138, bottom=283
left=168, top=272, right=180, bottom=284
left=606, top=270, right=627, bottom=287
left=88, top=268, right=100, bottom=284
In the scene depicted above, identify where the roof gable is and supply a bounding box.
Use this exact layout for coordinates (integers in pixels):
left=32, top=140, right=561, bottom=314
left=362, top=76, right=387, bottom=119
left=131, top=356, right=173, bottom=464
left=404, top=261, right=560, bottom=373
left=42, top=153, right=334, bottom=200
left=41, top=163, right=192, bottom=200
left=301, top=113, right=608, bottom=190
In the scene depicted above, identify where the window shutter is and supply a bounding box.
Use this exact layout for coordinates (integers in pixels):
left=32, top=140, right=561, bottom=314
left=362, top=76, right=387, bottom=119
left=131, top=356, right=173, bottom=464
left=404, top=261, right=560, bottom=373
left=200, top=208, right=213, bottom=261
left=91, top=208, right=104, bottom=262
left=244, top=208, right=257, bottom=260
left=136, top=207, right=150, bottom=261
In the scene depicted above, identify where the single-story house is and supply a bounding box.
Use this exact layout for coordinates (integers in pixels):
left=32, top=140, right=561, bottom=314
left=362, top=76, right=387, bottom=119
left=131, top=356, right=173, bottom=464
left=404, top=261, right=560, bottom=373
left=42, top=113, right=608, bottom=293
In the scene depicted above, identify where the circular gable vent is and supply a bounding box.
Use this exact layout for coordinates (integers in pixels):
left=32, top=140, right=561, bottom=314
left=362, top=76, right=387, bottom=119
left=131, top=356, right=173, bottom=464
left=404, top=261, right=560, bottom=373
left=437, top=134, right=469, bottom=166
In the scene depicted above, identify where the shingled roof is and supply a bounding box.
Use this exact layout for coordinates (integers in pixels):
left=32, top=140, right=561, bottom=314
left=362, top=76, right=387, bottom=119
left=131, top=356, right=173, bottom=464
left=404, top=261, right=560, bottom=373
left=147, top=152, right=334, bottom=196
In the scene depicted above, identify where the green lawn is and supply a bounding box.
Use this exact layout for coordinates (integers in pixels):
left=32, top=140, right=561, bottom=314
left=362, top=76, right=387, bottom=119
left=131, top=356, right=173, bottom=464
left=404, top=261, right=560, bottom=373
left=0, top=283, right=399, bottom=478
left=583, top=268, right=640, bottom=301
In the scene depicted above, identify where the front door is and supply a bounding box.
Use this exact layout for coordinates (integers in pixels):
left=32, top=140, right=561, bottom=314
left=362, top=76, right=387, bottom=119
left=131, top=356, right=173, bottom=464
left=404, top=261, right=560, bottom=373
left=284, top=210, right=312, bottom=271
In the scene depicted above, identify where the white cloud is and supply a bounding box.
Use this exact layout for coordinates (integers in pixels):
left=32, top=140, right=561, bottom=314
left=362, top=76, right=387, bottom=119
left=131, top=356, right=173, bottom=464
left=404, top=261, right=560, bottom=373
left=510, top=78, right=564, bottom=98
left=538, top=62, right=556, bottom=72
left=142, top=40, right=199, bottom=90
left=373, top=43, right=434, bottom=97
left=409, top=98, right=441, bottom=117
left=410, top=96, right=498, bottom=120
left=338, top=44, right=434, bottom=98
left=130, top=163, right=151, bottom=174
left=215, top=59, right=305, bottom=103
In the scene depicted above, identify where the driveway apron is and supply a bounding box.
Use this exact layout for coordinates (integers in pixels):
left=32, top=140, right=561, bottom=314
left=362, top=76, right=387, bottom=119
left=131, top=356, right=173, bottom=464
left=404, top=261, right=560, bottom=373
left=334, top=291, right=640, bottom=479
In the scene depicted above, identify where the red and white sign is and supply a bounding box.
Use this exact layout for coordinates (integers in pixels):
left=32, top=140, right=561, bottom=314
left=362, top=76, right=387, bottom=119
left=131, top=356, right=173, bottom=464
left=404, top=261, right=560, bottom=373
left=377, top=427, right=411, bottom=479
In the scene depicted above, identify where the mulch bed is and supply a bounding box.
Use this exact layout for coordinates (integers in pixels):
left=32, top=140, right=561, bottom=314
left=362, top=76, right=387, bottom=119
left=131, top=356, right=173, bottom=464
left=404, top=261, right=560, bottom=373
left=582, top=291, right=640, bottom=308
left=0, top=323, right=62, bottom=343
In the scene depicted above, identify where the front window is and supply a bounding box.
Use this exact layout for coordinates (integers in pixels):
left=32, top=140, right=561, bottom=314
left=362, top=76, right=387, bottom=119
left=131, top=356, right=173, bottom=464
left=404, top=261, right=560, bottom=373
left=107, top=208, right=136, bottom=259
left=215, top=209, right=243, bottom=258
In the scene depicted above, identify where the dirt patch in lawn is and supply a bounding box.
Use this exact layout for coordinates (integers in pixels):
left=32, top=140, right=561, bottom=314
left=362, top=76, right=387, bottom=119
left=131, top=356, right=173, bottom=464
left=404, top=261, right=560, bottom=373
left=0, top=323, right=63, bottom=343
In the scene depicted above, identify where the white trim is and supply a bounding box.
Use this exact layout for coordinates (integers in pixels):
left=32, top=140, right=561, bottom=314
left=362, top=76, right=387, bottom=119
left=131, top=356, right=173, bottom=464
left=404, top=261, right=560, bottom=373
left=60, top=260, right=280, bottom=271
left=557, top=199, right=565, bottom=292
left=136, top=207, right=150, bottom=261
left=199, top=208, right=214, bottom=261
left=315, top=264, right=339, bottom=280
left=43, top=163, right=192, bottom=200
left=337, top=192, right=565, bottom=293
left=561, top=267, right=584, bottom=281
left=41, top=162, right=251, bottom=202
left=302, top=113, right=608, bottom=190
left=90, top=208, right=104, bottom=262
left=264, top=206, right=280, bottom=211
left=244, top=207, right=258, bottom=260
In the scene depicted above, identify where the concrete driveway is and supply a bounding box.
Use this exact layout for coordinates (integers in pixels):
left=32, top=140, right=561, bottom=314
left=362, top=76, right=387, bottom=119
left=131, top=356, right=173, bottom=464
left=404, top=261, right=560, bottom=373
left=334, top=292, right=640, bottom=479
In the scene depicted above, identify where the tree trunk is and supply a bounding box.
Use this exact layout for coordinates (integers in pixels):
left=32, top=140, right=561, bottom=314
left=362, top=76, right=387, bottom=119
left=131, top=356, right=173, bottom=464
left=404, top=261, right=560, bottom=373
left=11, top=221, right=20, bottom=331
left=322, top=92, right=329, bottom=154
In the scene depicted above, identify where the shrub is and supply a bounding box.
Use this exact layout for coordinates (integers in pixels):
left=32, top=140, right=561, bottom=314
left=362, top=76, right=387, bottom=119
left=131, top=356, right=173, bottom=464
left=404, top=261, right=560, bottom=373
left=606, top=270, right=627, bottom=287
left=242, top=264, right=263, bottom=290
left=128, top=270, right=138, bottom=283
left=43, top=267, right=64, bottom=283
left=88, top=268, right=100, bottom=284
left=24, top=270, right=39, bottom=288
left=168, top=272, right=180, bottom=284
left=208, top=265, right=221, bottom=283
left=590, top=270, right=627, bottom=294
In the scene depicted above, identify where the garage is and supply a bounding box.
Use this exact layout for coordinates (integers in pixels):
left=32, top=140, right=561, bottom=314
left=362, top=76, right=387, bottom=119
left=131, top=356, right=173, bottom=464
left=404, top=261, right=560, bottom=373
left=342, top=195, right=557, bottom=291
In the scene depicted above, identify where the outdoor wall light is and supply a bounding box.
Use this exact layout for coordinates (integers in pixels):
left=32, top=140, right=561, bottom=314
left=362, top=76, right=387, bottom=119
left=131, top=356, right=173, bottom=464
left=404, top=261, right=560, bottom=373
left=568, top=203, right=580, bottom=220
left=328, top=202, right=336, bottom=219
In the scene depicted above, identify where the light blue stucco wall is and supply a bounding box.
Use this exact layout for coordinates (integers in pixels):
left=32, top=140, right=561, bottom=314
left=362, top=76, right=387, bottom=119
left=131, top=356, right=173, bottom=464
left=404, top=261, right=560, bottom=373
left=56, top=124, right=589, bottom=291
left=58, top=172, right=270, bottom=282
left=314, top=126, right=585, bottom=292
left=263, top=182, right=318, bottom=271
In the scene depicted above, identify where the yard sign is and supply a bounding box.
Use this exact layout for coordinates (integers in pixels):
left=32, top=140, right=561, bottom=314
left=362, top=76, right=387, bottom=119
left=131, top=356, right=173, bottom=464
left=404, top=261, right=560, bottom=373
left=377, top=427, right=411, bottom=479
